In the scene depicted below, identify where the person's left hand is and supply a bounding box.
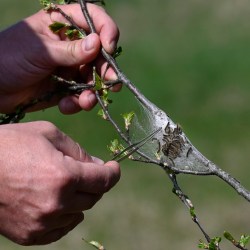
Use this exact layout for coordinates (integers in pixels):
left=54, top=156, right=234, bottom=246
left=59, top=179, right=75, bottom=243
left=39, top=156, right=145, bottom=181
left=0, top=3, right=119, bottom=114
left=0, top=121, right=120, bottom=245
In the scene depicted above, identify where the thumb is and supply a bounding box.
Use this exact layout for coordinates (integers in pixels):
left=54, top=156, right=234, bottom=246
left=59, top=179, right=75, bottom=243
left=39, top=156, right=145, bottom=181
left=48, top=33, right=101, bottom=67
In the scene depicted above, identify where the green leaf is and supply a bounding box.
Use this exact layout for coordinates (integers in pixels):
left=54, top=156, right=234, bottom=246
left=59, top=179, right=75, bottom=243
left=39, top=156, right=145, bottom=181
left=88, top=241, right=105, bottom=250
left=122, top=111, right=135, bottom=130
left=101, top=89, right=112, bottom=107
left=208, top=237, right=221, bottom=250
left=40, top=0, right=52, bottom=8
left=40, top=0, right=66, bottom=9
left=224, top=231, right=250, bottom=248
left=93, top=70, right=112, bottom=106
left=223, top=231, right=236, bottom=243
left=83, top=239, right=105, bottom=250
left=239, top=235, right=250, bottom=247
left=189, top=207, right=196, bottom=218
left=97, top=109, right=108, bottom=120
left=198, top=240, right=208, bottom=249
left=40, top=0, right=51, bottom=5
left=65, top=28, right=85, bottom=40
left=113, top=46, right=122, bottom=58
left=49, top=22, right=69, bottom=33
left=108, top=139, right=119, bottom=153
left=108, top=139, right=125, bottom=155
left=93, top=71, right=104, bottom=91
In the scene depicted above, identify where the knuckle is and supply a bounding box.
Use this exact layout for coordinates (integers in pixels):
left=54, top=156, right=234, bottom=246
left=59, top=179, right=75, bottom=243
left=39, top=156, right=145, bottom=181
left=33, top=121, right=59, bottom=136
left=38, top=121, right=65, bottom=143
left=16, top=235, right=34, bottom=246
left=15, top=227, right=39, bottom=246
left=51, top=166, right=75, bottom=195
left=41, top=121, right=58, bottom=133
left=16, top=223, right=48, bottom=246
left=55, top=165, right=75, bottom=188
left=40, top=198, right=61, bottom=217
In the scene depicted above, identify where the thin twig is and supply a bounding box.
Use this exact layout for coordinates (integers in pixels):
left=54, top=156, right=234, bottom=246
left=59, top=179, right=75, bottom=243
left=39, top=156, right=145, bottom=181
left=167, top=172, right=212, bottom=243
left=78, top=0, right=96, bottom=33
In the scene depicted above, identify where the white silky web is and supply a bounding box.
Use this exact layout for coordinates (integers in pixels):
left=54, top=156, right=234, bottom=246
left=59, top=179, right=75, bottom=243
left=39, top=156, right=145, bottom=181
left=128, top=100, right=161, bottom=159
left=120, top=91, right=212, bottom=174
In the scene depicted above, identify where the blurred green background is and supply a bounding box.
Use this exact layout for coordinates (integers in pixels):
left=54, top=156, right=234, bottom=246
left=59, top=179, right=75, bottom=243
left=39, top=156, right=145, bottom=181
left=0, top=0, right=250, bottom=249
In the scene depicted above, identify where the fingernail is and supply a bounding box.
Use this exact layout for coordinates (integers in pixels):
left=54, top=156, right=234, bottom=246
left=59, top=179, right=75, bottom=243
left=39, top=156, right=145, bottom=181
left=84, top=35, right=94, bottom=51
left=91, top=156, right=104, bottom=165
left=109, top=71, right=118, bottom=80
left=108, top=41, right=116, bottom=54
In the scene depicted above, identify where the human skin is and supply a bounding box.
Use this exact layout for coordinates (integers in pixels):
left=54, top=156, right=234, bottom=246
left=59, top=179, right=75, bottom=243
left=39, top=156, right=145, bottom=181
left=0, top=3, right=120, bottom=114
left=0, top=121, right=120, bottom=245
left=0, top=3, right=121, bottom=245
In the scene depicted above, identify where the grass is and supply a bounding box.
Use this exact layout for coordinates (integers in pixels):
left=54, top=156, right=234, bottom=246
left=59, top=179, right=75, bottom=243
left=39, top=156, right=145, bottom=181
left=0, top=0, right=250, bottom=249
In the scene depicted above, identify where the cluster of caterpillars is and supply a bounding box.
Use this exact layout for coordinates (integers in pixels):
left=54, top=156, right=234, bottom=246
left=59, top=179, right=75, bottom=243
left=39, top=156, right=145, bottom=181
left=156, top=122, right=185, bottom=166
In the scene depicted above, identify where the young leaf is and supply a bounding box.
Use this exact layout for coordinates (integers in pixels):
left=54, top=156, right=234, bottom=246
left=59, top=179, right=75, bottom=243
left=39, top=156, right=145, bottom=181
left=239, top=234, right=250, bottom=248
left=198, top=240, right=208, bottom=249
left=93, top=69, right=113, bottom=106
left=97, top=109, right=108, bottom=120
left=40, top=0, right=50, bottom=5
left=108, top=139, right=119, bottom=154
left=88, top=241, right=105, bottom=250
left=40, top=0, right=52, bottom=8
left=93, top=70, right=104, bottom=91
left=83, top=239, right=105, bottom=250
left=189, top=207, right=196, bottom=218
left=40, top=0, right=66, bottom=10
left=122, top=111, right=135, bottom=131
left=108, top=139, right=125, bottom=156
left=199, top=237, right=221, bottom=250
left=208, top=237, right=221, bottom=250
left=113, top=46, right=122, bottom=59
left=49, top=22, right=69, bottom=33
left=101, top=89, right=112, bottom=107
left=223, top=231, right=236, bottom=244
left=224, top=231, right=250, bottom=248
left=65, top=28, right=85, bottom=40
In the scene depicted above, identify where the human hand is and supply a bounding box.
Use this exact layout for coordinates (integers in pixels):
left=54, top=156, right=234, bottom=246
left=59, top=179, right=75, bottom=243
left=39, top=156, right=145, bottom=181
left=0, top=121, right=120, bottom=245
left=0, top=3, right=119, bottom=114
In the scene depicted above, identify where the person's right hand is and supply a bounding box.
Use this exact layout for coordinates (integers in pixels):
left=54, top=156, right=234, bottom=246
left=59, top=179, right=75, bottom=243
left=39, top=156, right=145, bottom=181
left=0, top=3, right=120, bottom=114
left=0, top=121, right=120, bottom=245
